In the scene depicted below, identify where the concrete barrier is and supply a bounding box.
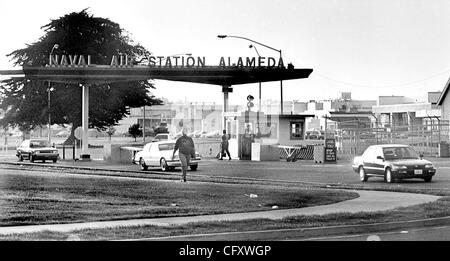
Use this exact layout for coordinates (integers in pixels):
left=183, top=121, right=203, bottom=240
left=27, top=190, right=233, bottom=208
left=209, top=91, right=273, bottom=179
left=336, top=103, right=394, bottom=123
left=251, top=143, right=280, bottom=161
left=104, top=143, right=142, bottom=163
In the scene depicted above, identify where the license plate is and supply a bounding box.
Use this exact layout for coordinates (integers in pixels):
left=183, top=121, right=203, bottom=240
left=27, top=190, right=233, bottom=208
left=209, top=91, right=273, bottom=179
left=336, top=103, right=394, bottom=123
left=414, top=169, right=423, bottom=174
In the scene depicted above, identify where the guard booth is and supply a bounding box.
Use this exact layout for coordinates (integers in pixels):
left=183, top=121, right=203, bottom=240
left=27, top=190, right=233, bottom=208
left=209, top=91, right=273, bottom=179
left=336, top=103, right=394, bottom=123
left=235, top=110, right=276, bottom=160
left=233, top=110, right=314, bottom=160
left=224, top=110, right=276, bottom=160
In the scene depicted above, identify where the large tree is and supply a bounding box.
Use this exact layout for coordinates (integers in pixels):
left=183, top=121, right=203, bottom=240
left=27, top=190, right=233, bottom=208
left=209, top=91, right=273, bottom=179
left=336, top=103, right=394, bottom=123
left=0, top=9, right=161, bottom=143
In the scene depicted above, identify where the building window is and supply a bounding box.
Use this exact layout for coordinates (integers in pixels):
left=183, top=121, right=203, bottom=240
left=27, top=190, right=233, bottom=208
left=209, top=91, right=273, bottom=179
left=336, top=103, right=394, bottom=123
left=290, top=122, right=304, bottom=140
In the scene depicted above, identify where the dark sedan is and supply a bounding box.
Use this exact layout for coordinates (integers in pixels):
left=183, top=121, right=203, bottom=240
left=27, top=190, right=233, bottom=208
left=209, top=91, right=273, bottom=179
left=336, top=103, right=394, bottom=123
left=16, top=139, right=59, bottom=163
left=352, top=144, right=436, bottom=183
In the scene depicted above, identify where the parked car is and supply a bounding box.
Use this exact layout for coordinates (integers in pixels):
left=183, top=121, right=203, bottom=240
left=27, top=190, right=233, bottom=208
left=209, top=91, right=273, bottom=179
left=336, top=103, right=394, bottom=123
left=152, top=133, right=173, bottom=142
left=10, top=130, right=23, bottom=137
left=352, top=144, right=436, bottom=183
left=187, top=130, right=203, bottom=138
left=133, top=141, right=201, bottom=171
left=153, top=122, right=169, bottom=135
left=196, top=131, right=207, bottom=138
left=55, top=130, right=70, bottom=137
left=305, top=130, right=324, bottom=140
left=16, top=139, right=59, bottom=163
left=202, top=130, right=221, bottom=138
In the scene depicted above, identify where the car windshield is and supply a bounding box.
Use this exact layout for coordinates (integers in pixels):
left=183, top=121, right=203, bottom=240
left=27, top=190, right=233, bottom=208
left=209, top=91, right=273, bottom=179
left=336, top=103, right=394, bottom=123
left=158, top=143, right=175, bottom=151
left=30, top=140, right=50, bottom=148
left=383, top=147, right=419, bottom=160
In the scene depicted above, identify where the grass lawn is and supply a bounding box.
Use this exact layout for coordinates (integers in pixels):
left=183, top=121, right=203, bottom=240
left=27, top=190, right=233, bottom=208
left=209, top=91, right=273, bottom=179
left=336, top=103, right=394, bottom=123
left=0, top=171, right=358, bottom=226
left=2, top=196, right=450, bottom=241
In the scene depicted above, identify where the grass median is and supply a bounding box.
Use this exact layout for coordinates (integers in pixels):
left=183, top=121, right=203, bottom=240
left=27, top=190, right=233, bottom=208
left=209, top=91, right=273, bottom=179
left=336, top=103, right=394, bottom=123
left=2, top=196, right=450, bottom=241
left=0, top=170, right=358, bottom=227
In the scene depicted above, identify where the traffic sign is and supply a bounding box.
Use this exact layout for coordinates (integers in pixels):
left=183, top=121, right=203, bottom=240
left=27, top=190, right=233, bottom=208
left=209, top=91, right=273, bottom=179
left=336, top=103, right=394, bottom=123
left=74, top=127, right=83, bottom=140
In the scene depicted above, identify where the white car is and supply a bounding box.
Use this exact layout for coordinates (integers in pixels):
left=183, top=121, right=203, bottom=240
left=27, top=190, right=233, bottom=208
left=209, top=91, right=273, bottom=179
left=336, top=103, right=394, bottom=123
left=151, top=133, right=173, bottom=142
left=133, top=141, right=201, bottom=172
left=202, top=130, right=221, bottom=138
left=187, top=130, right=200, bottom=138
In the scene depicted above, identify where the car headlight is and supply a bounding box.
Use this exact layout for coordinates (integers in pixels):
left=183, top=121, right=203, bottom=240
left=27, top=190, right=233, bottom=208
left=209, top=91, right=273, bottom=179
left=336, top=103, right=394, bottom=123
left=425, top=164, right=434, bottom=168
left=392, top=165, right=407, bottom=170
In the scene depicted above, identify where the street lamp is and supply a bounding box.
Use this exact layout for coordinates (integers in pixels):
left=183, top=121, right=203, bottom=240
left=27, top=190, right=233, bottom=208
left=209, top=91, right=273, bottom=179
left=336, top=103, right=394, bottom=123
left=218, top=35, right=285, bottom=114
left=48, top=44, right=59, bottom=144
left=217, top=35, right=281, bottom=58
left=249, top=44, right=262, bottom=137
left=249, top=44, right=262, bottom=113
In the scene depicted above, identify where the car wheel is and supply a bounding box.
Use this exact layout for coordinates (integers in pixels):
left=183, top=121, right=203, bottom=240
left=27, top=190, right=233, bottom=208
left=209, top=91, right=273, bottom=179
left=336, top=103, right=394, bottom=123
left=385, top=168, right=395, bottom=183
left=359, top=166, right=368, bottom=182
left=190, top=164, right=198, bottom=171
left=424, top=177, right=432, bottom=182
left=140, top=158, right=148, bottom=171
left=160, top=158, right=169, bottom=172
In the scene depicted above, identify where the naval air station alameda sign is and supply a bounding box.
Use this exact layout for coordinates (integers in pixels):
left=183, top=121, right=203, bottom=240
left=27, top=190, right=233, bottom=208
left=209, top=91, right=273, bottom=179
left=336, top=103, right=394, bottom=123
left=48, top=54, right=285, bottom=68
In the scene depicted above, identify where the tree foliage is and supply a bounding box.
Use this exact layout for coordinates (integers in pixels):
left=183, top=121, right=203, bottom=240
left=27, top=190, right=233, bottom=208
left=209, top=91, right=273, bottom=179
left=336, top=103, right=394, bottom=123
left=0, top=9, right=162, bottom=141
left=128, top=123, right=142, bottom=142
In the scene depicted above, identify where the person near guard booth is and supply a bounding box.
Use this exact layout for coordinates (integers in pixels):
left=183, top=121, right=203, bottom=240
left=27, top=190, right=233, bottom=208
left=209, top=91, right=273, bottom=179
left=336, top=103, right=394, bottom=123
left=172, top=127, right=196, bottom=182
left=219, top=130, right=231, bottom=160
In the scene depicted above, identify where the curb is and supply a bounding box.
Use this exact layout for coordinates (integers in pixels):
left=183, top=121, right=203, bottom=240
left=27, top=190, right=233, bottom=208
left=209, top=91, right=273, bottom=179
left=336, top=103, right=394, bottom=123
left=0, top=161, right=327, bottom=187
left=134, top=215, right=450, bottom=241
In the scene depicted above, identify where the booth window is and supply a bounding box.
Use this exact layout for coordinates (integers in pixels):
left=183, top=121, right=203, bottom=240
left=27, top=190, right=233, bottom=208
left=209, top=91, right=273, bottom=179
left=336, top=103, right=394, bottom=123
left=290, top=122, right=303, bottom=140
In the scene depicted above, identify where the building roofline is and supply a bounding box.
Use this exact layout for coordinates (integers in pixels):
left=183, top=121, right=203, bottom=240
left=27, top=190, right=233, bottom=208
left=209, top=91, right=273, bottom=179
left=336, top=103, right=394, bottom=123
left=437, top=76, right=450, bottom=105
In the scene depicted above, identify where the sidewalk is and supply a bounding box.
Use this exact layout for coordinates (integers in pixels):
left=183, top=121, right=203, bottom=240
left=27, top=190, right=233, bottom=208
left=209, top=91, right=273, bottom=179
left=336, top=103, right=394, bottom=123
left=0, top=190, right=440, bottom=235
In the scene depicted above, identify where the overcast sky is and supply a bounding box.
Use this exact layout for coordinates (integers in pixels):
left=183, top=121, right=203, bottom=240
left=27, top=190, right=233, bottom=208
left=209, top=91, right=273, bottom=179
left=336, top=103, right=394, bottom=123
left=1, top=0, right=450, bottom=105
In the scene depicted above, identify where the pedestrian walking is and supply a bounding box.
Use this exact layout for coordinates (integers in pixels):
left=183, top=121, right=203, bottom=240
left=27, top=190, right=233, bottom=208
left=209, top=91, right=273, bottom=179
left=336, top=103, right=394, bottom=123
left=219, top=130, right=231, bottom=160
left=172, top=127, right=196, bottom=182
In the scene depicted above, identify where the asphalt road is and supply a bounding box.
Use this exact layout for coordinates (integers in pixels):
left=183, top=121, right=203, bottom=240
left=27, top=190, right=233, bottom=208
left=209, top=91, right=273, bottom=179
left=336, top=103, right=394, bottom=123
left=2, top=152, right=450, bottom=191
left=143, top=157, right=450, bottom=192
left=305, top=225, right=450, bottom=241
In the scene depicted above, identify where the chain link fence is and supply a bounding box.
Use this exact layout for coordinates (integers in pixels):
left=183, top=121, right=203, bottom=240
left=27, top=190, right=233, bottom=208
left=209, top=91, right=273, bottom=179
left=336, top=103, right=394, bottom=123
left=335, top=120, right=450, bottom=157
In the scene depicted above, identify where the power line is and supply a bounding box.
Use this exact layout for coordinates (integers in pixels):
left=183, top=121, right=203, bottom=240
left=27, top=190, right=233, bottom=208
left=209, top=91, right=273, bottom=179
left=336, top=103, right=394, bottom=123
left=312, top=69, right=450, bottom=88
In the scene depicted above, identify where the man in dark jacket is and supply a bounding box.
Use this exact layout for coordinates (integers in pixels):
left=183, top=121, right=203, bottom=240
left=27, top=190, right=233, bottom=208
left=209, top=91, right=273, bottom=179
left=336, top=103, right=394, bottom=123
left=219, top=130, right=231, bottom=160
left=172, top=127, right=195, bottom=182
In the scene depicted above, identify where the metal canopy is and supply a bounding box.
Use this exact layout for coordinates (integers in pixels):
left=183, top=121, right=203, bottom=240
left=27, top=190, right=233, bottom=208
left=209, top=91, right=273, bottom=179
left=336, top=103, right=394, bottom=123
left=6, top=66, right=314, bottom=85
left=328, top=112, right=374, bottom=122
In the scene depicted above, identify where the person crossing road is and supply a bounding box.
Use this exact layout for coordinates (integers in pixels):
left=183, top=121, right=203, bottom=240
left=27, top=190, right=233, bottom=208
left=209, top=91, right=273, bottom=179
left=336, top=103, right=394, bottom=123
left=219, top=130, right=231, bottom=160
left=172, top=127, right=196, bottom=182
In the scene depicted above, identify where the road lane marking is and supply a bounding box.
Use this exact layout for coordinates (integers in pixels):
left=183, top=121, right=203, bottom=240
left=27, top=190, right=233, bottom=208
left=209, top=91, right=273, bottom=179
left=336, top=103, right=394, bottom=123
left=302, top=225, right=450, bottom=241
left=366, top=235, right=381, bottom=241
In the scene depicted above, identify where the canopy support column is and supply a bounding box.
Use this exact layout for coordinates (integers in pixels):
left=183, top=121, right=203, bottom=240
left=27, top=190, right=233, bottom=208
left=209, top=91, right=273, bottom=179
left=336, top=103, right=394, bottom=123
left=81, top=84, right=91, bottom=161
left=222, top=85, right=233, bottom=130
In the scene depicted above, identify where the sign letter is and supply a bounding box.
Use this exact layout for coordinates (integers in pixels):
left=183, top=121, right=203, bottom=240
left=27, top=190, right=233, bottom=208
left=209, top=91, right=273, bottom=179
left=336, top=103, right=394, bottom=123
left=110, top=55, right=119, bottom=67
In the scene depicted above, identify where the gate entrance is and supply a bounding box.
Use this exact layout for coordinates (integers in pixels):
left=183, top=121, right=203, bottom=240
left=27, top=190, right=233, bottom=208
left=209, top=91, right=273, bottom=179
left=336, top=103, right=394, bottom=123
left=1, top=61, right=313, bottom=159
